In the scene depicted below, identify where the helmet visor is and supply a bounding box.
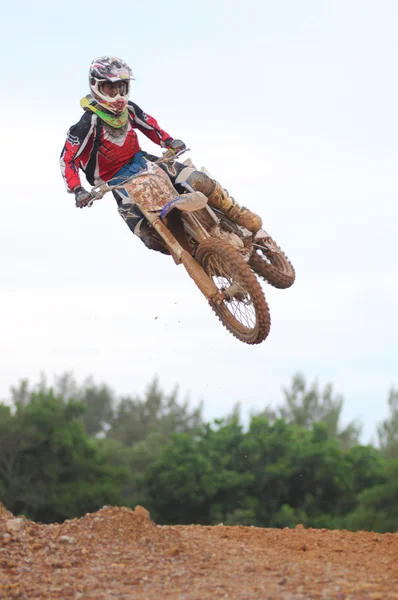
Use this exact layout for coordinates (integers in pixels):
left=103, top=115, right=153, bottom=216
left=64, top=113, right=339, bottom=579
left=99, top=80, right=129, bottom=97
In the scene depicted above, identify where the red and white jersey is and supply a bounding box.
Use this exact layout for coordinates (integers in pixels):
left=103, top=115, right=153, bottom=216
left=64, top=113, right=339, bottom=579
left=60, top=100, right=172, bottom=192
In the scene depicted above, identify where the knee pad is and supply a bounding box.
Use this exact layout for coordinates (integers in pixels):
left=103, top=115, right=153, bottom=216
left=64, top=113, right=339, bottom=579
left=176, top=168, right=216, bottom=196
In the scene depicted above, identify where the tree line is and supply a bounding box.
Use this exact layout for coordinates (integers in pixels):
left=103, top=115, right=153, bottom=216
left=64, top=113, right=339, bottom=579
left=0, top=373, right=397, bottom=532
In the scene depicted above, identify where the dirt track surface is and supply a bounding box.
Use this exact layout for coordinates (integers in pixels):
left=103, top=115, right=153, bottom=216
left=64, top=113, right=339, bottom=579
left=1, top=503, right=397, bottom=599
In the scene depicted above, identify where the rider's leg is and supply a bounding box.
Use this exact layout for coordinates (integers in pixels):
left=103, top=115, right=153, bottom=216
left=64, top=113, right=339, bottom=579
left=174, top=166, right=262, bottom=233
left=142, top=152, right=262, bottom=232
left=118, top=203, right=170, bottom=255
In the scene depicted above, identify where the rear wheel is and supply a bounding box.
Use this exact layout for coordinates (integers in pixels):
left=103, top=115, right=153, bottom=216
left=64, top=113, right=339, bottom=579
left=195, top=238, right=270, bottom=344
left=249, top=236, right=295, bottom=289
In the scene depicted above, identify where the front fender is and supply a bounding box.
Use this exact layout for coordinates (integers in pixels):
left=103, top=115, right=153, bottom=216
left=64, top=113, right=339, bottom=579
left=160, top=192, right=208, bottom=219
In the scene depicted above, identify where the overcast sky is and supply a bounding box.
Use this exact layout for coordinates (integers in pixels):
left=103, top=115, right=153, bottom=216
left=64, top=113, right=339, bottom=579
left=1, top=0, right=397, bottom=443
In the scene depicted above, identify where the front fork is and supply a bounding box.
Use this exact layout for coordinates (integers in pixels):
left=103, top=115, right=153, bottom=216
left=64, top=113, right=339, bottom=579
left=139, top=207, right=226, bottom=304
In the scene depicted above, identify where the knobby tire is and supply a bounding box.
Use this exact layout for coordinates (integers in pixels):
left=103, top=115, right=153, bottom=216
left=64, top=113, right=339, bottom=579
left=195, top=238, right=270, bottom=345
left=249, top=237, right=295, bottom=289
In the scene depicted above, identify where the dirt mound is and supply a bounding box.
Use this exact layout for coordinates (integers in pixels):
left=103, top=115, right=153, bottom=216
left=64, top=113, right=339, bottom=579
left=0, top=503, right=14, bottom=522
left=0, top=503, right=397, bottom=599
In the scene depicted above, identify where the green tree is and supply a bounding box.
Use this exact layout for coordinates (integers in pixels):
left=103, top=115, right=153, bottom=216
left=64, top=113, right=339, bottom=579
left=377, top=388, right=398, bottom=459
left=145, top=419, right=250, bottom=525
left=0, top=391, right=126, bottom=522
left=8, top=373, right=202, bottom=442
left=2, top=371, right=395, bottom=532
left=145, top=415, right=387, bottom=530
left=9, top=373, right=115, bottom=437
left=342, top=459, right=397, bottom=533
left=258, top=373, right=361, bottom=448
left=107, top=377, right=202, bottom=446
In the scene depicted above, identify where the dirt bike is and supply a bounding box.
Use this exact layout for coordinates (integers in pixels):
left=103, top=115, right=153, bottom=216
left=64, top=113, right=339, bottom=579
left=89, top=150, right=295, bottom=345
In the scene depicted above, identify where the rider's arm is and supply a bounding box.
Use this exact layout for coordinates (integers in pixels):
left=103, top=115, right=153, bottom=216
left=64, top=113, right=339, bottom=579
left=60, top=112, right=95, bottom=192
left=128, top=101, right=172, bottom=147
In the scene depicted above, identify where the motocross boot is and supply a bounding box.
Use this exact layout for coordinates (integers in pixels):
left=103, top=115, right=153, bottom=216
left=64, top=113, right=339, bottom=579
left=207, top=182, right=262, bottom=233
left=134, top=219, right=170, bottom=255
left=182, top=170, right=262, bottom=233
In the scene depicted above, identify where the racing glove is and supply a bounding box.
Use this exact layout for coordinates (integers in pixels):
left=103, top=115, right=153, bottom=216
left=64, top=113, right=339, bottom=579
left=74, top=186, right=93, bottom=208
left=165, top=138, right=186, bottom=154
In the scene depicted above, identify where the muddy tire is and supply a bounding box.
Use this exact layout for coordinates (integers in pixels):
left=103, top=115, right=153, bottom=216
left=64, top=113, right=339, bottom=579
left=195, top=238, right=270, bottom=344
left=249, top=237, right=295, bottom=289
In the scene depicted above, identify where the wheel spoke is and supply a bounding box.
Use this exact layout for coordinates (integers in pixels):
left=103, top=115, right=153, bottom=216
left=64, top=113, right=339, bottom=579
left=195, top=237, right=270, bottom=344
left=254, top=247, right=272, bottom=265
left=207, top=255, right=257, bottom=329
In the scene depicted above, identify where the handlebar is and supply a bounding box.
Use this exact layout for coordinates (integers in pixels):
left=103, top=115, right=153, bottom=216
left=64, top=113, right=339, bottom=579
left=155, top=147, right=189, bottom=164
left=89, top=147, right=190, bottom=201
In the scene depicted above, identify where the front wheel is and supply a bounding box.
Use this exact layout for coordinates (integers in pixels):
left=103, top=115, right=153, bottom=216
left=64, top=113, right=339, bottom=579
left=195, top=238, right=271, bottom=345
left=249, top=236, right=295, bottom=289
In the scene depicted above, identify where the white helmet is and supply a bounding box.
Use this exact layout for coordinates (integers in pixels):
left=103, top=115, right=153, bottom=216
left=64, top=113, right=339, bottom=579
left=88, top=56, right=134, bottom=115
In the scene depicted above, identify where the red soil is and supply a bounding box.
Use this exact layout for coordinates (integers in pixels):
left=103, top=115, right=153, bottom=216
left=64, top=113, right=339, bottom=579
left=1, top=503, right=397, bottom=599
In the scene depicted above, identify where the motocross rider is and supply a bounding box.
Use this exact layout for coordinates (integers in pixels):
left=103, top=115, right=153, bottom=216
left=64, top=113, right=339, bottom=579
left=60, top=55, right=262, bottom=253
